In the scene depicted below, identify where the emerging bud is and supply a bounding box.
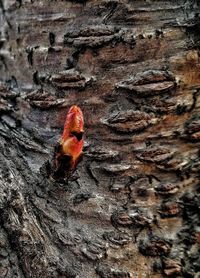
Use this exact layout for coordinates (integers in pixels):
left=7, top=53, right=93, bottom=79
left=53, top=105, right=84, bottom=181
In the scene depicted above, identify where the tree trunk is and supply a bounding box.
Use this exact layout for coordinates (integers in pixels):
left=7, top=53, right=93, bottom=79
left=0, top=0, right=200, bottom=277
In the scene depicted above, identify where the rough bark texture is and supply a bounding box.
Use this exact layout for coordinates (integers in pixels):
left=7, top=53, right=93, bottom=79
left=0, top=0, right=200, bottom=277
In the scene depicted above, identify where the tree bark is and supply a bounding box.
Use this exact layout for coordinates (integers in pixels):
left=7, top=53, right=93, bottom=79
left=0, top=0, right=200, bottom=277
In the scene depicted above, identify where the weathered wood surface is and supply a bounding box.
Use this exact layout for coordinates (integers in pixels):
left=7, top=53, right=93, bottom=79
left=0, top=0, right=200, bottom=277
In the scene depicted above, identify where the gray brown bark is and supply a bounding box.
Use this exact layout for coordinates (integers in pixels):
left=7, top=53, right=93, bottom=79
left=0, top=0, right=200, bottom=277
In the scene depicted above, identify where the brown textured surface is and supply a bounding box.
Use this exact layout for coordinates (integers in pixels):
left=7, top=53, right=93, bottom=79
left=0, top=0, right=200, bottom=277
